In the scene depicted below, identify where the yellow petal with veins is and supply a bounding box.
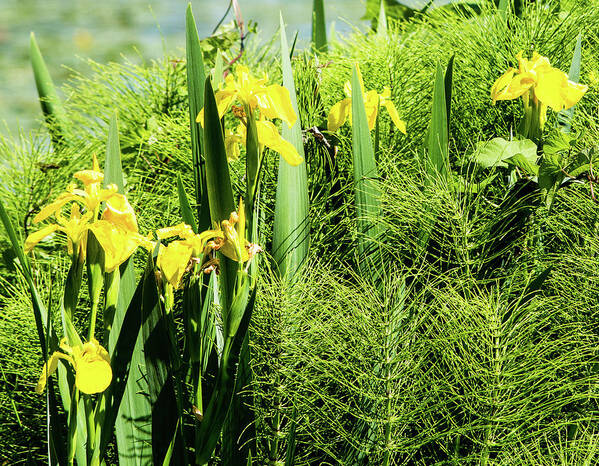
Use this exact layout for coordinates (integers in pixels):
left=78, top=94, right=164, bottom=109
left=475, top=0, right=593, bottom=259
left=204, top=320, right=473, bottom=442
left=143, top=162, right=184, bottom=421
left=73, top=169, right=104, bottom=187
left=157, top=241, right=194, bottom=289
left=225, top=128, right=244, bottom=162
left=562, top=81, right=588, bottom=110
left=102, top=194, right=138, bottom=233
left=156, top=223, right=195, bottom=240
left=364, top=90, right=380, bottom=130
left=491, top=68, right=514, bottom=102
left=261, top=84, right=297, bottom=128
left=382, top=101, right=407, bottom=134
left=90, top=221, right=143, bottom=273
left=24, top=224, right=61, bottom=253
left=73, top=339, right=112, bottom=395
left=256, top=120, right=303, bottom=166
left=327, top=98, right=351, bottom=132
left=35, top=351, right=71, bottom=394
left=33, top=192, right=79, bottom=223
left=534, top=68, right=569, bottom=111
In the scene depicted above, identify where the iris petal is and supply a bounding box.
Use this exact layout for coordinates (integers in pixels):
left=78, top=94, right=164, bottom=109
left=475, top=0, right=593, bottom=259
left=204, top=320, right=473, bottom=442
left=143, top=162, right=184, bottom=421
left=383, top=101, right=407, bottom=134
left=327, top=98, right=351, bottom=132
left=73, top=340, right=112, bottom=395
left=24, top=224, right=61, bottom=253
left=535, top=68, right=569, bottom=111
left=263, top=84, right=297, bottom=128
left=102, top=194, right=138, bottom=233
left=157, top=241, right=194, bottom=289
left=256, top=120, right=302, bottom=166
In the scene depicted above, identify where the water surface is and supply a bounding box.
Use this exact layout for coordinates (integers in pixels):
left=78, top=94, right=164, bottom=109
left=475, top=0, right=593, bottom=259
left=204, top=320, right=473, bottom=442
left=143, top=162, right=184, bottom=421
left=0, top=0, right=365, bottom=135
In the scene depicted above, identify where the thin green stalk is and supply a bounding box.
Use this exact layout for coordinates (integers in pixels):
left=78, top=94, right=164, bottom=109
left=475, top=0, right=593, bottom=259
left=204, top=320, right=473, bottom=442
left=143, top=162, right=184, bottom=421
left=84, top=396, right=96, bottom=461
left=67, top=387, right=79, bottom=466
left=103, top=270, right=120, bottom=340
left=88, top=300, right=99, bottom=342
left=90, top=394, right=106, bottom=466
left=383, top=320, right=391, bottom=466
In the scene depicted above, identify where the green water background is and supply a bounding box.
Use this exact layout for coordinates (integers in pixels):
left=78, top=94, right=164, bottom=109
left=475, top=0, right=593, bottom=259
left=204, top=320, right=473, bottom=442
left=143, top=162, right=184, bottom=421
left=0, top=0, right=364, bottom=136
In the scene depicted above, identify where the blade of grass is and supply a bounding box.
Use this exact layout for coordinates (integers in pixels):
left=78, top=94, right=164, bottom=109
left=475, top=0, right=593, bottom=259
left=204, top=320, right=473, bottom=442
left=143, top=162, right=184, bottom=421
left=351, top=64, right=383, bottom=269
left=30, top=32, right=68, bottom=149
left=186, top=3, right=211, bottom=231
left=426, top=61, right=451, bottom=179
left=272, top=14, right=310, bottom=280
left=203, top=77, right=236, bottom=313
left=558, top=33, right=582, bottom=133
left=177, top=174, right=198, bottom=232
left=312, top=0, right=328, bottom=53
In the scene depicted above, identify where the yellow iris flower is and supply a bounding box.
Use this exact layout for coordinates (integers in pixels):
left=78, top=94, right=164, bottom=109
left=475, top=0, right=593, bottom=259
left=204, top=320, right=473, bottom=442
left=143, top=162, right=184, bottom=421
left=156, top=201, right=259, bottom=289
left=25, top=203, right=92, bottom=256
left=196, top=64, right=302, bottom=166
left=156, top=224, right=223, bottom=289
left=491, top=51, right=588, bottom=126
left=25, top=156, right=153, bottom=271
left=33, top=155, right=120, bottom=225
left=90, top=194, right=155, bottom=272
left=327, top=65, right=407, bottom=134
left=36, top=338, right=112, bottom=395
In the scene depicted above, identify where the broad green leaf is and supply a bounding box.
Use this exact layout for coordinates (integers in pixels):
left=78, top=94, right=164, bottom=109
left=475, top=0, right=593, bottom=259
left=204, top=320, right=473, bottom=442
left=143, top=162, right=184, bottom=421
left=141, top=252, right=184, bottom=465
left=245, top=108, right=261, bottom=241
left=184, top=273, right=216, bottom=368
left=97, top=267, right=145, bottom=455
left=222, top=332, right=255, bottom=464
left=102, top=114, right=153, bottom=466
left=473, top=137, right=537, bottom=169
left=558, top=33, right=582, bottom=133
left=195, top=288, right=257, bottom=464
left=221, top=274, right=255, bottom=463
left=351, top=64, right=383, bottom=266
left=444, top=55, right=454, bottom=136
left=177, top=174, right=198, bottom=233
left=273, top=15, right=310, bottom=280
left=61, top=258, right=83, bottom=348
left=30, top=32, right=68, bottom=149
left=426, top=62, right=450, bottom=178
left=544, top=129, right=574, bottom=156
left=538, top=153, right=563, bottom=192
left=505, top=153, right=539, bottom=175
left=312, top=0, right=328, bottom=53
left=86, top=230, right=104, bottom=340
left=104, top=113, right=126, bottom=192
left=186, top=3, right=211, bottom=231
left=203, top=77, right=237, bottom=315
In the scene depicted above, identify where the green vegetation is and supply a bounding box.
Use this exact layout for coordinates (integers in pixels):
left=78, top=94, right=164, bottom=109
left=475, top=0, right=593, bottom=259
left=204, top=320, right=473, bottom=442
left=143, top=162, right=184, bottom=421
left=2, top=1, right=599, bottom=464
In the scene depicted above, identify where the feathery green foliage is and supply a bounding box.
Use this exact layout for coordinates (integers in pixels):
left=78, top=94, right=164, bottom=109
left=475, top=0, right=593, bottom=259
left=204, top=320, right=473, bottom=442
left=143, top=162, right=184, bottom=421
left=3, top=1, right=599, bottom=464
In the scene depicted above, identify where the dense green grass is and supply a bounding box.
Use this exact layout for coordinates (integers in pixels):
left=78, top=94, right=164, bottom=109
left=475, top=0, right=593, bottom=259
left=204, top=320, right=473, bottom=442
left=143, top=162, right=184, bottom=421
left=2, top=1, right=599, bottom=464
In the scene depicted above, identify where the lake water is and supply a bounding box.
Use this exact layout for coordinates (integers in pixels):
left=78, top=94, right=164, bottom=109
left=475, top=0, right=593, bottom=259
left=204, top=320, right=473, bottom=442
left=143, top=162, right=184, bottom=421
left=0, top=0, right=365, bottom=136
